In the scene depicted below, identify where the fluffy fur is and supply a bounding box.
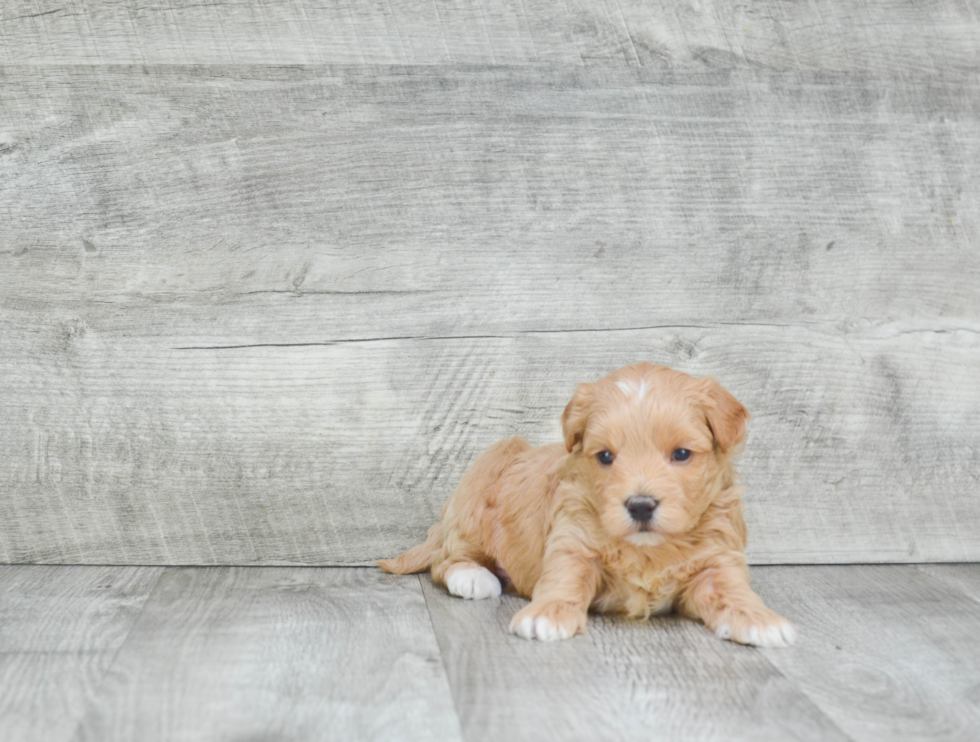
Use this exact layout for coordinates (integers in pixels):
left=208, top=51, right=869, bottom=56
left=379, top=363, right=796, bottom=647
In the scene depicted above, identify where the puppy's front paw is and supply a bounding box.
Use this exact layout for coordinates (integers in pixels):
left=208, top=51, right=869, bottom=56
left=446, top=566, right=502, bottom=600
left=509, top=601, right=587, bottom=642
left=712, top=607, right=797, bottom=648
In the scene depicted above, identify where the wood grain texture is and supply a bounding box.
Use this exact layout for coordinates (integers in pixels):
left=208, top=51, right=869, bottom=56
left=3, top=565, right=979, bottom=741
left=420, top=573, right=847, bottom=742
left=0, top=566, right=163, bottom=742
left=2, top=321, right=979, bottom=566
left=752, top=565, right=980, bottom=741
left=3, top=66, right=978, bottom=333
left=1, top=0, right=979, bottom=72
left=71, top=568, right=462, bottom=742
left=916, top=564, right=980, bottom=603
left=1, top=64, right=977, bottom=565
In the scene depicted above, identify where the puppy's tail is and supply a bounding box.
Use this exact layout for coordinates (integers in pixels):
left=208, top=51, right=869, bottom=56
left=377, top=524, right=442, bottom=574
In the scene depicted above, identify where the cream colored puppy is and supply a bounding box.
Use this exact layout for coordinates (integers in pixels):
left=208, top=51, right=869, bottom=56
left=380, top=363, right=796, bottom=647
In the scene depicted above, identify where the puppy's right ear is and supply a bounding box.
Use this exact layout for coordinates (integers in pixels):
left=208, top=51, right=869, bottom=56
left=561, top=383, right=594, bottom=453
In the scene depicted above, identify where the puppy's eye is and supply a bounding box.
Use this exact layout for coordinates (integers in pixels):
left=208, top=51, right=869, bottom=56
left=671, top=448, right=692, bottom=462
left=596, top=450, right=615, bottom=466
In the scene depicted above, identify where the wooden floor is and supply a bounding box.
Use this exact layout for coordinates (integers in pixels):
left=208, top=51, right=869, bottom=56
left=1, top=564, right=978, bottom=742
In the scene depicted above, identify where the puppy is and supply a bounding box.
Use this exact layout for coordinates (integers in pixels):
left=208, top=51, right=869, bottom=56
left=379, top=363, right=796, bottom=647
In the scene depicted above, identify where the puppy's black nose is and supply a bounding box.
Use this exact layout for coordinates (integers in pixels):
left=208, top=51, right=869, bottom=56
left=625, top=495, right=658, bottom=524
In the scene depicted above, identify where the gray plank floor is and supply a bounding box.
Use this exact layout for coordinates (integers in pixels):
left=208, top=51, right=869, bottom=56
left=2, top=565, right=979, bottom=742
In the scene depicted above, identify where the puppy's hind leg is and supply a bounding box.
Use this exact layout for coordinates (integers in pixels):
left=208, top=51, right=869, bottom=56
left=433, top=551, right=502, bottom=600
left=444, top=562, right=502, bottom=600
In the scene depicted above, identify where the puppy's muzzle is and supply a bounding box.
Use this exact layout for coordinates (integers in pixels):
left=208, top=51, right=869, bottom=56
left=625, top=495, right=658, bottom=525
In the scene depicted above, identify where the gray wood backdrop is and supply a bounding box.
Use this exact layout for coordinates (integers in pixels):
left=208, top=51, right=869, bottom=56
left=1, top=1, right=979, bottom=565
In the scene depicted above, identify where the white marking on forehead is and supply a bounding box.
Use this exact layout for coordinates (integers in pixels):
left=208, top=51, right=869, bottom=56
left=615, top=379, right=650, bottom=400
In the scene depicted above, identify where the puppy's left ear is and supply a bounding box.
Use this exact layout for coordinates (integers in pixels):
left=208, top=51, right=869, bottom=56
left=561, top=383, right=594, bottom=453
left=701, top=378, right=750, bottom=454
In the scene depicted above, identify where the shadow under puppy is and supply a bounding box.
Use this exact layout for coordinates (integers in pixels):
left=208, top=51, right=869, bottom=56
left=380, top=363, right=796, bottom=647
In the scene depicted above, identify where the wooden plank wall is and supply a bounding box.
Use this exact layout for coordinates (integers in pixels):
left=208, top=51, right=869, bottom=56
left=1, top=1, right=979, bottom=565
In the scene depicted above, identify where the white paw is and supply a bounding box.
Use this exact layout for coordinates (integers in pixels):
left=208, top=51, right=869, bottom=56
left=446, top=567, right=502, bottom=600
left=508, top=602, right=585, bottom=641
left=716, top=620, right=797, bottom=648
left=512, top=616, right=570, bottom=642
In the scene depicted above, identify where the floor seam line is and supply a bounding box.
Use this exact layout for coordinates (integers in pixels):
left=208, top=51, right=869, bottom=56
left=62, top=565, right=167, bottom=742
left=418, top=572, right=467, bottom=742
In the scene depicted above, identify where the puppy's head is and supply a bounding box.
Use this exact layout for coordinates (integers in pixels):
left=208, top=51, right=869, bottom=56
left=561, top=363, right=748, bottom=547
